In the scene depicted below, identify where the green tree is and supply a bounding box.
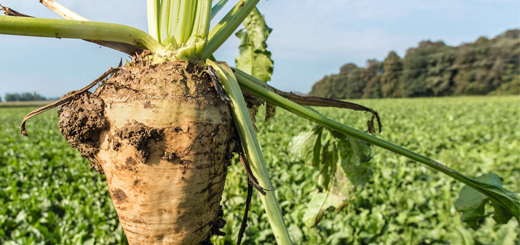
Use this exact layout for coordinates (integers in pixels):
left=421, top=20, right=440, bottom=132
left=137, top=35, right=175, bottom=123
left=4, top=92, right=46, bottom=101
left=311, top=29, right=520, bottom=99
left=362, top=59, right=383, bottom=98
left=381, top=51, right=403, bottom=98
left=5, top=93, right=19, bottom=101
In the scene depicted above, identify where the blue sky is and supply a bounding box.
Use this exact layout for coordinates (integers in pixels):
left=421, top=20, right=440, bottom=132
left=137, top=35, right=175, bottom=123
left=0, top=0, right=519, bottom=98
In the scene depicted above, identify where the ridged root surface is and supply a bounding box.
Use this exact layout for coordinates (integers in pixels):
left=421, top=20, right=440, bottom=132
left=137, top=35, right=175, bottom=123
left=58, top=61, right=235, bottom=244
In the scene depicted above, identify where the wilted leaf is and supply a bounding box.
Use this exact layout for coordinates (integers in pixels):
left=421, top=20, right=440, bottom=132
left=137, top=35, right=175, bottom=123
left=318, top=140, right=337, bottom=190
left=311, top=127, right=323, bottom=169
left=491, top=201, right=513, bottom=225
left=335, top=133, right=372, bottom=187
left=235, top=7, right=274, bottom=83
left=328, top=134, right=373, bottom=211
left=291, top=127, right=374, bottom=226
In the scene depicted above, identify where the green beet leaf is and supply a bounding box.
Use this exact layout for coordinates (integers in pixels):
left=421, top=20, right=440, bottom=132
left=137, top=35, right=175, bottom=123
left=235, top=7, right=274, bottom=83
left=455, top=173, right=518, bottom=229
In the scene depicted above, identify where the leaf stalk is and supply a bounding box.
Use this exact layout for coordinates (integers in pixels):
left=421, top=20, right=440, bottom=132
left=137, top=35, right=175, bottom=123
left=0, top=16, right=164, bottom=53
left=207, top=60, right=293, bottom=245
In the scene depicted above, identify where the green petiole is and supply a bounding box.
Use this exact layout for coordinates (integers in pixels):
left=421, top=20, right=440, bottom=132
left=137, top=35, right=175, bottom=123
left=161, top=34, right=179, bottom=49
left=147, top=0, right=160, bottom=41
left=174, top=0, right=195, bottom=43
left=207, top=60, right=293, bottom=245
left=0, top=16, right=164, bottom=53
left=168, top=0, right=181, bottom=41
left=159, top=0, right=172, bottom=43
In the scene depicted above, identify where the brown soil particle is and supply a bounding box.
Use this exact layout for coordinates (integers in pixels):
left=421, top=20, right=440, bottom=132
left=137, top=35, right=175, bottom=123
left=162, top=151, right=178, bottom=161
left=143, top=100, right=156, bottom=109
left=115, top=121, right=164, bottom=163
left=57, top=91, right=106, bottom=174
left=111, top=189, right=127, bottom=203
left=94, top=60, right=225, bottom=107
left=124, top=157, right=138, bottom=171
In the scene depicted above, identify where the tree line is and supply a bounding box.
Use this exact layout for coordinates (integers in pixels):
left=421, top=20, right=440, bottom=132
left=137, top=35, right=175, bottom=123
left=2, top=92, right=47, bottom=102
left=309, top=29, right=520, bottom=99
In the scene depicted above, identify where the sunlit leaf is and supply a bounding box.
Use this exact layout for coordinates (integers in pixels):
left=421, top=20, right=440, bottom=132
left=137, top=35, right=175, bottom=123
left=328, top=133, right=372, bottom=211
left=492, top=223, right=517, bottom=245
left=452, top=227, right=475, bottom=245
left=302, top=193, right=328, bottom=227
left=288, top=125, right=323, bottom=162
left=235, top=7, right=274, bottom=83
left=302, top=192, right=343, bottom=227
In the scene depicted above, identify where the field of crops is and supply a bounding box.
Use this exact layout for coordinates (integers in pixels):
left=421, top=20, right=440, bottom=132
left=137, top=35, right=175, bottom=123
left=1, top=96, right=519, bottom=244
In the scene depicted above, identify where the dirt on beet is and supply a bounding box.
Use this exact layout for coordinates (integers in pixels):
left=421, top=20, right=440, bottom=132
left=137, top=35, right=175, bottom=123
left=51, top=58, right=261, bottom=244
left=57, top=91, right=106, bottom=173
left=114, top=121, right=164, bottom=163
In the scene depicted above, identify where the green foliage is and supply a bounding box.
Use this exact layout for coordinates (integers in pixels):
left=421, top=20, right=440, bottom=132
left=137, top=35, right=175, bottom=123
left=310, top=29, right=520, bottom=99
left=455, top=174, right=511, bottom=229
left=2, top=96, right=519, bottom=244
left=310, top=62, right=381, bottom=100
left=0, top=108, right=126, bottom=245
left=455, top=173, right=516, bottom=229
left=235, top=8, right=274, bottom=83
left=493, top=222, right=518, bottom=245
left=216, top=96, right=519, bottom=244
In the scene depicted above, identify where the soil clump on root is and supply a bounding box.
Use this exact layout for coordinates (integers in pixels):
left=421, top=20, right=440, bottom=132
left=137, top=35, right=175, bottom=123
left=58, top=91, right=106, bottom=173
left=114, top=121, right=164, bottom=163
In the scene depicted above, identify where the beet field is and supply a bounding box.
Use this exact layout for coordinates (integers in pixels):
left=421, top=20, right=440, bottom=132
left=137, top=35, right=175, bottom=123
left=1, top=96, right=519, bottom=244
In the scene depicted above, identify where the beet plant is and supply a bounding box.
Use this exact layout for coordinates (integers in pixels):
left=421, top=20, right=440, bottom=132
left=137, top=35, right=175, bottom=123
left=0, top=1, right=518, bottom=244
